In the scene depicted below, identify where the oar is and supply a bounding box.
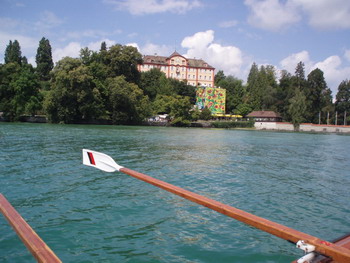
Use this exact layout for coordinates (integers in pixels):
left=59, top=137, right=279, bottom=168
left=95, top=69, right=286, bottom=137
left=82, top=149, right=350, bottom=262
left=0, top=194, right=61, bottom=263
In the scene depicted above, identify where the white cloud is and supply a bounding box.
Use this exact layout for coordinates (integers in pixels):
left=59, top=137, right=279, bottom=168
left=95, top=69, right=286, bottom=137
left=65, top=29, right=122, bottom=41
left=0, top=31, right=39, bottom=63
left=104, top=0, right=202, bottom=15
left=181, top=30, right=245, bottom=78
left=219, top=20, right=238, bottom=28
left=280, top=50, right=350, bottom=95
left=313, top=56, right=350, bottom=93
left=138, top=42, right=173, bottom=56
left=292, top=0, right=350, bottom=30
left=35, top=11, right=64, bottom=30
left=245, top=0, right=350, bottom=31
left=245, top=0, right=300, bottom=31
left=345, top=50, right=350, bottom=62
left=126, top=42, right=140, bottom=49
left=52, top=39, right=117, bottom=63
left=52, top=42, right=82, bottom=62
left=88, top=39, right=116, bottom=51
left=280, top=50, right=313, bottom=74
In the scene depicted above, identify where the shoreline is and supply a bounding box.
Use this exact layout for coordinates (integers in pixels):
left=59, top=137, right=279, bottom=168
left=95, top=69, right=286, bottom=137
left=2, top=115, right=350, bottom=134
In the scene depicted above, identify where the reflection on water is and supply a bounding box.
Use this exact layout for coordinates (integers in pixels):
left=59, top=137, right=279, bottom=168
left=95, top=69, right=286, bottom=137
left=1, top=123, right=349, bottom=262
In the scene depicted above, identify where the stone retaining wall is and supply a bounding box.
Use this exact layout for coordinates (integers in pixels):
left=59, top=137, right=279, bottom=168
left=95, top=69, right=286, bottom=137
left=255, top=122, right=350, bottom=133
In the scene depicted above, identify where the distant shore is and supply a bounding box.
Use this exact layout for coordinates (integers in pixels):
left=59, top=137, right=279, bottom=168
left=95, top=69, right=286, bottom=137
left=2, top=115, right=350, bottom=134
left=255, top=121, right=350, bottom=134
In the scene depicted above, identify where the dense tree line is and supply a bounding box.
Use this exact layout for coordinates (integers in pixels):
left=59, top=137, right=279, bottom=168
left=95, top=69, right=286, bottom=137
left=1, top=38, right=350, bottom=127
left=215, top=61, right=347, bottom=128
left=0, top=39, right=198, bottom=125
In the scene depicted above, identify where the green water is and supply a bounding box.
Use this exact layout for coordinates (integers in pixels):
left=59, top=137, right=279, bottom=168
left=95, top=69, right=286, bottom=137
left=0, top=123, right=349, bottom=263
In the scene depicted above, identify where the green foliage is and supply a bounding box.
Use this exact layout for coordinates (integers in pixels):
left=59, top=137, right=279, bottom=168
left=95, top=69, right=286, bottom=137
left=139, top=68, right=170, bottom=100
left=216, top=75, right=244, bottom=113
left=105, top=76, right=150, bottom=124
left=4, top=40, right=22, bottom=65
left=246, top=63, right=278, bottom=111
left=288, top=88, right=307, bottom=131
left=169, top=95, right=192, bottom=121
left=335, top=80, right=350, bottom=124
left=0, top=62, right=41, bottom=121
left=199, top=106, right=212, bottom=120
left=152, top=94, right=175, bottom=114
left=45, top=57, right=104, bottom=123
left=305, top=68, right=329, bottom=123
left=105, top=44, right=142, bottom=83
left=214, top=70, right=226, bottom=86
left=211, top=120, right=254, bottom=129
left=234, top=103, right=252, bottom=116
left=36, top=37, right=53, bottom=81
left=2, top=39, right=349, bottom=128
left=139, top=68, right=196, bottom=104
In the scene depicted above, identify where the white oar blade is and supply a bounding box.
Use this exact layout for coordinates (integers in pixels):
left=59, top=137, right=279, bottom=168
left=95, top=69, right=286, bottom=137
left=82, top=149, right=123, bottom=172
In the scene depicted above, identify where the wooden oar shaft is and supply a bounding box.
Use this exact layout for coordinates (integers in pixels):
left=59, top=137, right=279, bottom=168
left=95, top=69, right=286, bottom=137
left=0, top=194, right=61, bottom=263
left=120, top=168, right=350, bottom=263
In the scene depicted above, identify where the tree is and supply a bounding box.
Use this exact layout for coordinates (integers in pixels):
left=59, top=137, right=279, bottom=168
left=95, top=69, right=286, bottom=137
left=216, top=75, right=245, bottom=113
left=105, top=76, right=150, bottom=124
left=169, top=95, right=192, bottom=126
left=295, top=61, right=306, bottom=90
left=246, top=63, right=278, bottom=111
left=288, top=88, right=307, bottom=131
left=139, top=68, right=170, bottom=100
left=214, top=70, right=226, bottom=86
left=100, top=41, right=107, bottom=52
left=335, top=80, right=350, bottom=124
left=152, top=94, right=176, bottom=114
left=246, top=62, right=261, bottom=110
left=4, top=40, right=22, bottom=65
left=35, top=37, right=54, bottom=81
left=276, top=70, right=294, bottom=121
left=199, top=106, right=212, bottom=120
left=45, top=57, right=104, bottom=123
left=0, top=62, right=41, bottom=120
left=260, top=65, right=277, bottom=110
left=306, top=68, right=329, bottom=123
left=105, top=44, right=142, bottom=83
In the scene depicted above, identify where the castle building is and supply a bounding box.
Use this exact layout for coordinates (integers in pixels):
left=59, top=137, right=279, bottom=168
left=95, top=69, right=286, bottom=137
left=138, top=51, right=215, bottom=87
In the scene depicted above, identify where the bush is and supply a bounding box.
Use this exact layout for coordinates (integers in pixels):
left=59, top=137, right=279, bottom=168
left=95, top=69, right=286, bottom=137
left=211, top=120, right=254, bottom=128
left=171, top=117, right=191, bottom=127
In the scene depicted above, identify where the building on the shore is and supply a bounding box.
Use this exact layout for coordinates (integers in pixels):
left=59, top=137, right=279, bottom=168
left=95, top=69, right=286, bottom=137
left=138, top=51, right=215, bottom=88
left=196, top=86, right=226, bottom=116
left=247, top=111, right=282, bottom=122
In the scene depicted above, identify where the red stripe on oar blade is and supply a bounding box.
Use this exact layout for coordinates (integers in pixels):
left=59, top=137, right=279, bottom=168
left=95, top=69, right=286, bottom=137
left=87, top=152, right=96, bottom=165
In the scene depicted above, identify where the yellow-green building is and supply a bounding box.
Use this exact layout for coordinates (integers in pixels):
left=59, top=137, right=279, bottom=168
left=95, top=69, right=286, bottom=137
left=196, top=87, right=226, bottom=116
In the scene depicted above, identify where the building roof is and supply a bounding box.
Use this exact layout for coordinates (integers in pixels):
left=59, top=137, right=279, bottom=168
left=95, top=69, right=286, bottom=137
left=142, top=52, right=214, bottom=69
left=247, top=111, right=282, bottom=118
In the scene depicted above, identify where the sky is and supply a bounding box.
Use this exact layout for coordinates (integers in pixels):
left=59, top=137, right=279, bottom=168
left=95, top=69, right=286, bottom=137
left=1, top=0, right=350, bottom=96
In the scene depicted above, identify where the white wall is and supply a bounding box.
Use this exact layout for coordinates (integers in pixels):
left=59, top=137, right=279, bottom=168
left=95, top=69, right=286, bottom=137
left=255, top=122, right=350, bottom=133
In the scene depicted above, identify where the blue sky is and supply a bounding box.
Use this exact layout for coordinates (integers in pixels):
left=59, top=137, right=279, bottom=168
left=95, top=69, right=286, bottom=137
left=1, top=0, right=350, bottom=95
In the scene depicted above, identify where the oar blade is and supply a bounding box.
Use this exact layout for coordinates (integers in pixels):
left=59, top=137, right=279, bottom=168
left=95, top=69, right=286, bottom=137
left=82, top=149, right=123, bottom=172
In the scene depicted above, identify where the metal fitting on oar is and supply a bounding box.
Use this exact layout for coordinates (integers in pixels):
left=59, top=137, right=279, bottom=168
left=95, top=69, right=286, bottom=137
left=296, top=240, right=316, bottom=253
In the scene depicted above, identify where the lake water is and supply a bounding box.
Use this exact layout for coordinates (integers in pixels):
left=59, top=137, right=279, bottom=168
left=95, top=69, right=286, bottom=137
left=0, top=123, right=349, bottom=263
